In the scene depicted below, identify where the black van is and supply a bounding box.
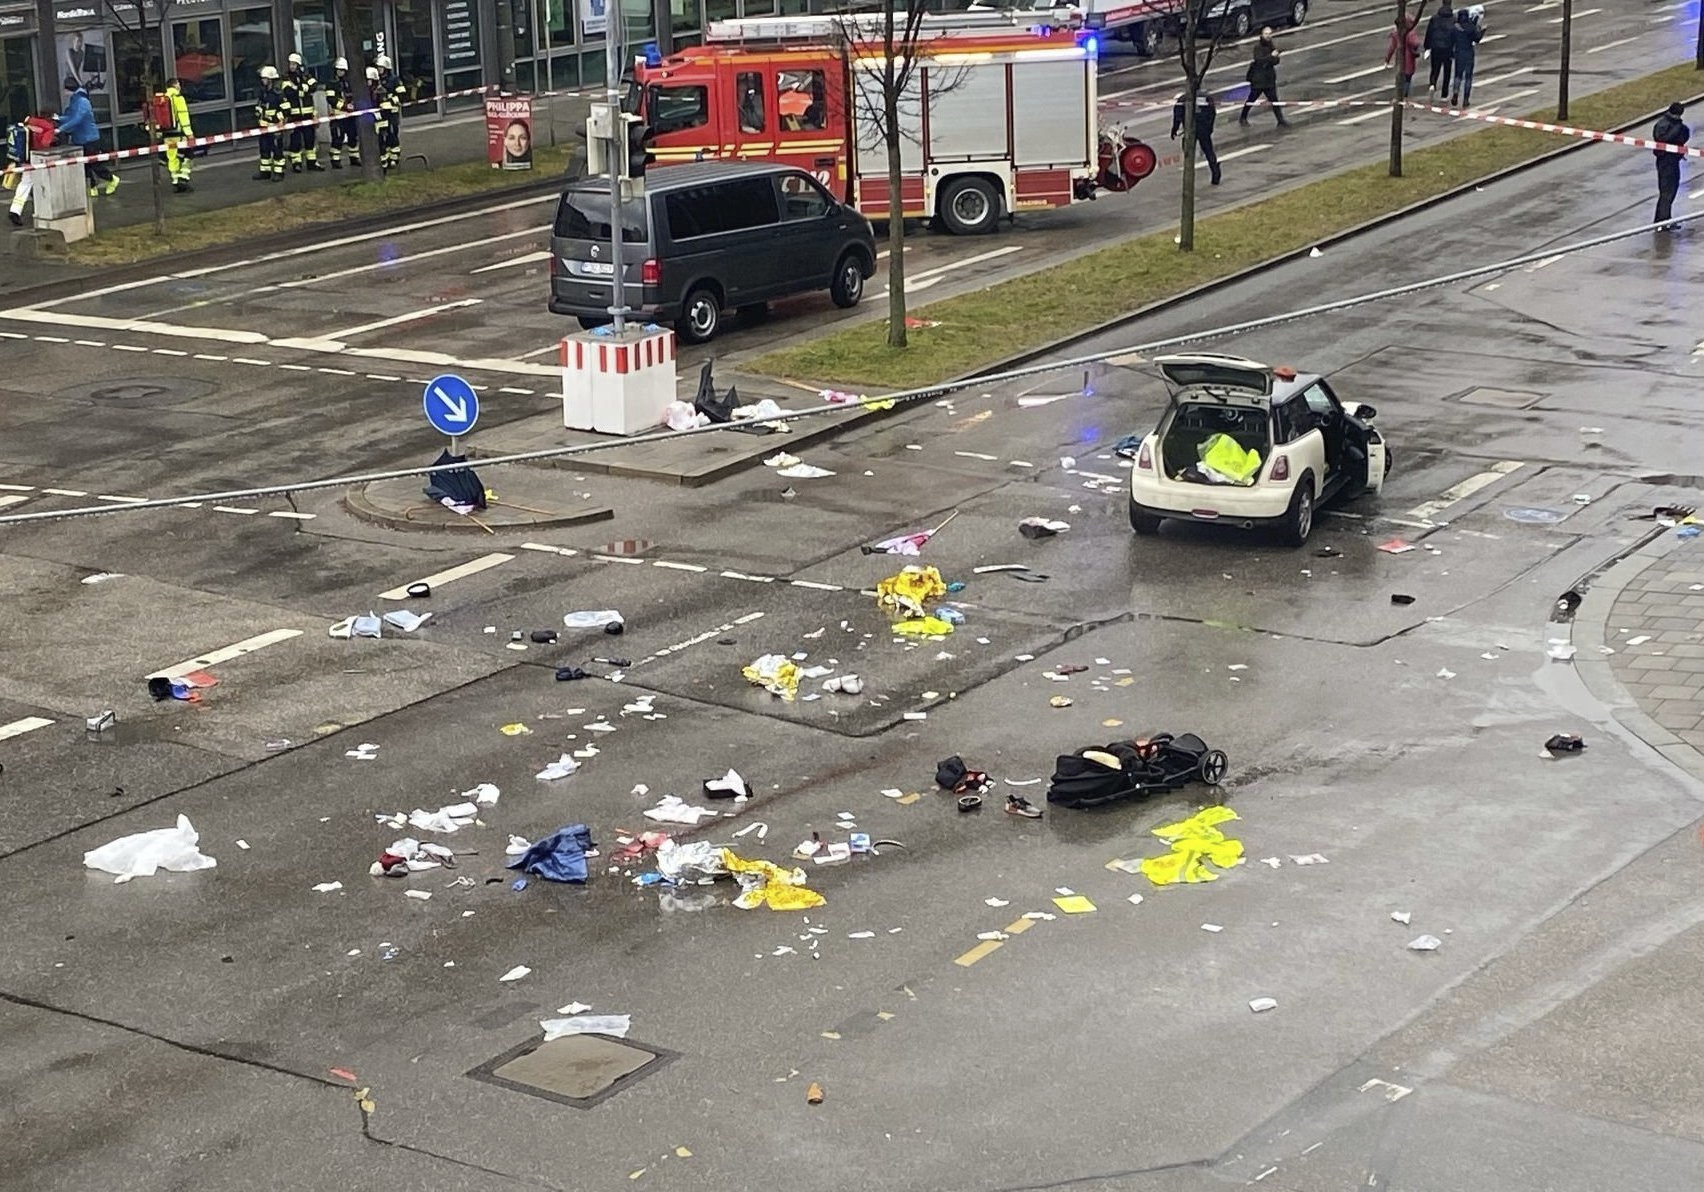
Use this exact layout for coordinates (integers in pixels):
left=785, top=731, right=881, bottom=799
left=548, top=160, right=878, bottom=344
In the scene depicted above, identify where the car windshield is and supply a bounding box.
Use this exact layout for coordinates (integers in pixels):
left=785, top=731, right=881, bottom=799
left=554, top=192, right=648, bottom=244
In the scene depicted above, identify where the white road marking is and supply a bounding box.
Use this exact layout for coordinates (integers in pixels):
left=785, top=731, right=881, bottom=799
left=278, top=225, right=550, bottom=288
left=194, top=353, right=228, bottom=361
left=320, top=298, right=485, bottom=341
left=0, top=716, right=55, bottom=741
left=233, top=357, right=271, bottom=366
left=652, top=560, right=707, bottom=572
left=591, top=553, right=645, bottom=565
left=470, top=249, right=551, bottom=274
left=520, top=542, right=580, bottom=557
left=74, top=339, right=105, bottom=346
left=1480, top=87, right=1541, bottom=111
left=498, top=386, right=535, bottom=395
left=111, top=344, right=149, bottom=352
left=1201, top=144, right=1272, bottom=166
left=96, top=495, right=147, bottom=504
left=790, top=579, right=843, bottom=592
left=35, top=334, right=69, bottom=343
left=1471, top=67, right=1535, bottom=89
left=0, top=495, right=28, bottom=510
left=1525, top=254, right=1564, bottom=270
left=147, top=628, right=305, bottom=679
left=721, top=570, right=776, bottom=583
left=0, top=483, right=33, bottom=491
left=151, top=347, right=188, bottom=356
left=1337, top=108, right=1388, bottom=126
left=317, top=366, right=356, bottom=376
left=212, top=505, right=260, bottom=515
left=877, top=245, right=1024, bottom=296
left=1323, top=64, right=1390, bottom=84
left=1548, top=6, right=1599, bottom=19
left=0, top=308, right=269, bottom=343
left=42, top=488, right=87, bottom=497
left=1585, top=36, right=1639, bottom=53
left=1107, top=23, right=1391, bottom=98
left=267, top=511, right=316, bottom=520
left=1407, top=460, right=1525, bottom=521
left=378, top=552, right=515, bottom=600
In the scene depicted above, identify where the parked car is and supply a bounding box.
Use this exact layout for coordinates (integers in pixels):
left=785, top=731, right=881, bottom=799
left=548, top=160, right=877, bottom=344
left=1126, top=352, right=1389, bottom=546
left=1194, top=0, right=1308, bottom=40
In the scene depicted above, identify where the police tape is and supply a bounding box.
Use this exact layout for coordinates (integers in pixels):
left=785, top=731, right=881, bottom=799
left=11, top=82, right=598, bottom=174
left=1102, top=94, right=1704, bottom=159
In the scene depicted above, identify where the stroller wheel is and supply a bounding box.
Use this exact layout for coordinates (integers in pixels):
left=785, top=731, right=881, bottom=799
left=1200, top=750, right=1229, bottom=785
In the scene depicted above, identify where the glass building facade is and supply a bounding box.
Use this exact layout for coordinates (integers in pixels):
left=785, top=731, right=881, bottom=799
left=7, top=0, right=826, bottom=145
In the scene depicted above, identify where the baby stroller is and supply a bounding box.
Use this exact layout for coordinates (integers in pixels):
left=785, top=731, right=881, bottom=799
left=1046, top=732, right=1229, bottom=809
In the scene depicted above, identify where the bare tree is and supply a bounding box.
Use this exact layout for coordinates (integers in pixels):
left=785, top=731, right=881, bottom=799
left=1175, top=0, right=1233, bottom=252
left=331, top=0, right=383, bottom=180
left=836, top=0, right=937, bottom=350
left=1556, top=0, right=1573, bottom=120
left=1388, top=0, right=1417, bottom=177
left=104, top=0, right=173, bottom=234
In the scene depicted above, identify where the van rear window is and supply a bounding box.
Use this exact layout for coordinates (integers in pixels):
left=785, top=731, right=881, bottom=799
left=554, top=192, right=648, bottom=243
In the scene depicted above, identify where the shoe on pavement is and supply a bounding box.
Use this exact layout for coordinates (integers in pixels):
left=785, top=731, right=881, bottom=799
left=102, top=176, right=120, bottom=195
left=330, top=159, right=343, bottom=169
left=7, top=210, right=21, bottom=226
left=173, top=181, right=193, bottom=193
left=88, top=185, right=100, bottom=196
left=306, top=161, right=325, bottom=172
left=1004, top=794, right=1043, bottom=819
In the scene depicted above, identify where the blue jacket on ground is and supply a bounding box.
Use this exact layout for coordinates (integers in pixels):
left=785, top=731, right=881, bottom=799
left=58, top=88, right=98, bottom=146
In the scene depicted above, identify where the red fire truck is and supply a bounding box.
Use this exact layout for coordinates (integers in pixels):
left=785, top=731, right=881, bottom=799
left=632, top=11, right=1154, bottom=236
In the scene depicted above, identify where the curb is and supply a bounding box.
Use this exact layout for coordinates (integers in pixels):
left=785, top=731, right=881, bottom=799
left=3, top=173, right=568, bottom=308
left=475, top=418, right=845, bottom=488
left=953, top=89, right=1704, bottom=384
left=1569, top=526, right=1704, bottom=782
left=342, top=483, right=614, bottom=532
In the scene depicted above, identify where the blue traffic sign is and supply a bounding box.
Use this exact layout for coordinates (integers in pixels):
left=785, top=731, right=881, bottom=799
left=423, top=373, right=479, bottom=437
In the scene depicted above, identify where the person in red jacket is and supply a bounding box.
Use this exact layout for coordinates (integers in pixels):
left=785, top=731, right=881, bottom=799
left=1385, top=13, right=1421, bottom=97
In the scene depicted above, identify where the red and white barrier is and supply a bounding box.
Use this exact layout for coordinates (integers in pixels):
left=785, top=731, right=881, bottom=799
left=560, top=328, right=679, bottom=435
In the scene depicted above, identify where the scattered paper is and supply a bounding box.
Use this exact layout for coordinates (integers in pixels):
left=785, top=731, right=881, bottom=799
left=1201, top=923, right=1224, bottom=933
left=382, top=609, right=431, bottom=632
left=1290, top=853, right=1330, bottom=865
left=535, top=753, right=581, bottom=782
left=540, top=1014, right=631, bottom=1039
left=1391, top=910, right=1412, bottom=924
left=1407, top=934, right=1442, bottom=952
left=644, top=795, right=717, bottom=825
left=404, top=889, right=432, bottom=901
left=1377, top=539, right=1416, bottom=554
left=312, top=881, right=344, bottom=893
left=985, top=897, right=1010, bottom=908
left=1127, top=893, right=1144, bottom=906
left=556, top=1002, right=593, bottom=1015
left=1053, top=895, right=1096, bottom=914
left=1249, top=997, right=1278, bottom=1013
left=777, top=463, right=835, bottom=479
left=499, top=965, right=532, bottom=982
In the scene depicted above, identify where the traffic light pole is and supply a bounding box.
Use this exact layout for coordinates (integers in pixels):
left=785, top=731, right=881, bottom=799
left=604, top=13, right=629, bottom=334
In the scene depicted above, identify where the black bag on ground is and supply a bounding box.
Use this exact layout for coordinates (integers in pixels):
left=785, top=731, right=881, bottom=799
left=1047, top=733, right=1225, bottom=808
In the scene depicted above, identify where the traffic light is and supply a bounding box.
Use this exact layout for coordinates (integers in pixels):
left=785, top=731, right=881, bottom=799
left=620, top=113, right=655, bottom=180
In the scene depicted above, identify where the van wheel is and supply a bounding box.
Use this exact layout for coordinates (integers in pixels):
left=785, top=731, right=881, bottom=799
left=1280, top=481, right=1314, bottom=547
left=939, top=177, right=1000, bottom=236
left=1129, top=499, right=1162, bottom=536
left=1135, top=20, right=1162, bottom=56
left=830, top=254, right=865, bottom=308
left=677, top=287, right=721, bottom=344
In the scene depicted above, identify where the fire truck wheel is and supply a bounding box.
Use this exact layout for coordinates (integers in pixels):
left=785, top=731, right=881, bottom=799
left=829, top=254, right=866, bottom=308
left=678, top=286, right=723, bottom=344
left=938, top=177, right=1001, bottom=236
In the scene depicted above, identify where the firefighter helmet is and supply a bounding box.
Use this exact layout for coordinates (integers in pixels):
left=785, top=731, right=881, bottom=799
left=334, top=56, right=348, bottom=70
left=365, top=66, right=380, bottom=81
left=375, top=54, right=392, bottom=69
left=260, top=65, right=279, bottom=81
left=287, top=52, right=303, bottom=66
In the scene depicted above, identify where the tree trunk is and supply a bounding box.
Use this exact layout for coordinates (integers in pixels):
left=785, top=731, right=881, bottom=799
left=1388, top=3, right=1406, bottom=177
left=883, top=76, right=906, bottom=349
left=1556, top=0, right=1572, bottom=120
left=143, top=31, right=166, bottom=235
left=1179, top=82, right=1197, bottom=252
left=330, top=0, right=384, bottom=181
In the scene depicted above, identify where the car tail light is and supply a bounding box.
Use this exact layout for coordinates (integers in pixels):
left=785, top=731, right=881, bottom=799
left=1270, top=454, right=1290, bottom=482
left=641, top=258, right=661, bottom=286
left=1136, top=441, right=1153, bottom=471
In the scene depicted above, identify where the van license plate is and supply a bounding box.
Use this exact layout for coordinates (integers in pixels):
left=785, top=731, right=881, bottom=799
left=581, top=261, right=614, bottom=276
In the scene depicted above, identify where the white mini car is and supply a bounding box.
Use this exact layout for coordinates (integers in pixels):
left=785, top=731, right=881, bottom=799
left=1127, top=353, right=1389, bottom=546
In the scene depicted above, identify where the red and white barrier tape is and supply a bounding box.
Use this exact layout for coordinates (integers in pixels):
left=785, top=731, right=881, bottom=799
left=1102, top=94, right=1704, bottom=158
left=12, top=82, right=598, bottom=174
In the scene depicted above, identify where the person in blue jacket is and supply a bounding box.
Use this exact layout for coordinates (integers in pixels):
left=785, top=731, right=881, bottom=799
left=57, top=75, right=117, bottom=196
left=1448, top=8, right=1484, bottom=108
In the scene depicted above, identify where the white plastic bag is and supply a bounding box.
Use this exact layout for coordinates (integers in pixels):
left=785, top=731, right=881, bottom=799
left=84, top=815, right=217, bottom=883
left=539, top=1014, right=631, bottom=1040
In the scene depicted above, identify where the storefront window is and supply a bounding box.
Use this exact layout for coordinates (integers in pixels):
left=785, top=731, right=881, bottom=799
left=112, top=21, right=165, bottom=121
left=706, top=0, right=738, bottom=21
left=231, top=6, right=273, bottom=103
left=172, top=18, right=226, bottom=103
left=545, top=0, right=576, bottom=49
left=1, top=34, right=36, bottom=124
left=441, top=0, right=480, bottom=92
left=292, top=0, right=334, bottom=72
left=392, top=0, right=436, bottom=101
left=670, top=0, right=698, bottom=42
left=621, top=0, right=656, bottom=44
left=740, top=0, right=776, bottom=15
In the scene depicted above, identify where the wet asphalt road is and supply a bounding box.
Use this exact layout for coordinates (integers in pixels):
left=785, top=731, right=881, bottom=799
left=5, top=17, right=1704, bottom=1192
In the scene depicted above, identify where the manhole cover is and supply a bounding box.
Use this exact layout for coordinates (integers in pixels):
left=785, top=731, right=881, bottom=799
left=1456, top=387, right=1544, bottom=409
left=56, top=375, right=216, bottom=407
left=467, top=1033, right=675, bottom=1108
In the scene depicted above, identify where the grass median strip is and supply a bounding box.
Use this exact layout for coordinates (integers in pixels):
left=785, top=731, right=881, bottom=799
left=65, top=146, right=572, bottom=267
left=751, top=62, right=1698, bottom=392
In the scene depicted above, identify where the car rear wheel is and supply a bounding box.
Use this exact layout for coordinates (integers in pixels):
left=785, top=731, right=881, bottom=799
left=1280, top=480, right=1314, bottom=547
left=677, top=286, right=722, bottom=344
left=1129, top=499, right=1162, bottom=536
left=829, top=253, right=865, bottom=308
left=1287, top=0, right=1307, bottom=27
left=939, top=177, right=1000, bottom=236
left=1231, top=8, right=1253, bottom=38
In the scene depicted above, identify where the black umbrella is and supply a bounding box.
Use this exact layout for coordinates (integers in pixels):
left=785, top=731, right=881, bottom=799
left=423, top=449, right=487, bottom=510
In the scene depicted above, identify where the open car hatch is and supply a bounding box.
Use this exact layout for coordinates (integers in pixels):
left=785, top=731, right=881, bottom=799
left=1153, top=353, right=1275, bottom=397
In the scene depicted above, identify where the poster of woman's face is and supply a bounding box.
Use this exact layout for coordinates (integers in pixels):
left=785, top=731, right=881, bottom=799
left=503, top=118, right=532, bottom=166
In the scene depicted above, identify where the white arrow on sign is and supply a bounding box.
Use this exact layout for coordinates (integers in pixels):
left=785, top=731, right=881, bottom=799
left=432, top=385, right=471, bottom=424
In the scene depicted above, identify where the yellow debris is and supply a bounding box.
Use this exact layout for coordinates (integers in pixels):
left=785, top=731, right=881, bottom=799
left=1140, top=806, right=1244, bottom=886
left=741, top=654, right=800, bottom=701
left=875, top=565, right=946, bottom=617
left=720, top=849, right=826, bottom=911
left=894, top=615, right=954, bottom=637
left=674, top=1146, right=693, bottom=1158
left=1052, top=895, right=1096, bottom=914
left=499, top=722, right=532, bottom=736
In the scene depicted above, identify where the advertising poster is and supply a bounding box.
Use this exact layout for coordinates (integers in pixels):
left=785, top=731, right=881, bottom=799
left=580, top=0, right=607, bottom=38
left=486, top=95, right=533, bottom=170
left=56, top=26, right=111, bottom=123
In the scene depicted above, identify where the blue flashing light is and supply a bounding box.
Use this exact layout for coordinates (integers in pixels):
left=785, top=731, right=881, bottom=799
left=1083, top=33, right=1100, bottom=56
left=640, top=41, right=663, bottom=67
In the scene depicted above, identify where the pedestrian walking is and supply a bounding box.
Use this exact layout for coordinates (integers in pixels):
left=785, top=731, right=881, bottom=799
left=155, top=77, right=193, bottom=192
left=1172, top=90, right=1221, bottom=185
left=1448, top=7, right=1484, bottom=107
left=283, top=53, right=325, bottom=172
left=1240, top=29, right=1288, bottom=127
left=3, top=110, right=53, bottom=224
left=252, top=65, right=286, bottom=181
left=1652, top=101, right=1690, bottom=230
left=1424, top=0, right=1454, bottom=96
left=1385, top=13, right=1421, bottom=98
left=373, top=56, right=405, bottom=172
left=327, top=57, right=360, bottom=169
left=57, top=76, right=117, bottom=197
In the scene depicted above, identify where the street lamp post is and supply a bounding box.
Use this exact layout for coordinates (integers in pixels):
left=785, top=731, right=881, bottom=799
left=604, top=9, right=628, bottom=335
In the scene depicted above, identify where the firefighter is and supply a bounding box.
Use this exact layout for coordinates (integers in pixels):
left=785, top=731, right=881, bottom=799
left=281, top=52, right=324, bottom=172
left=365, top=65, right=395, bottom=173
left=374, top=53, right=406, bottom=171
left=253, top=65, right=286, bottom=181
left=156, top=77, right=194, bottom=192
left=326, top=56, right=359, bottom=169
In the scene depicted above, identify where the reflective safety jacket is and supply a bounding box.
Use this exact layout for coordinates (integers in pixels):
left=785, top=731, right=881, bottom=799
left=256, top=83, right=286, bottom=128
left=165, top=84, right=192, bottom=138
